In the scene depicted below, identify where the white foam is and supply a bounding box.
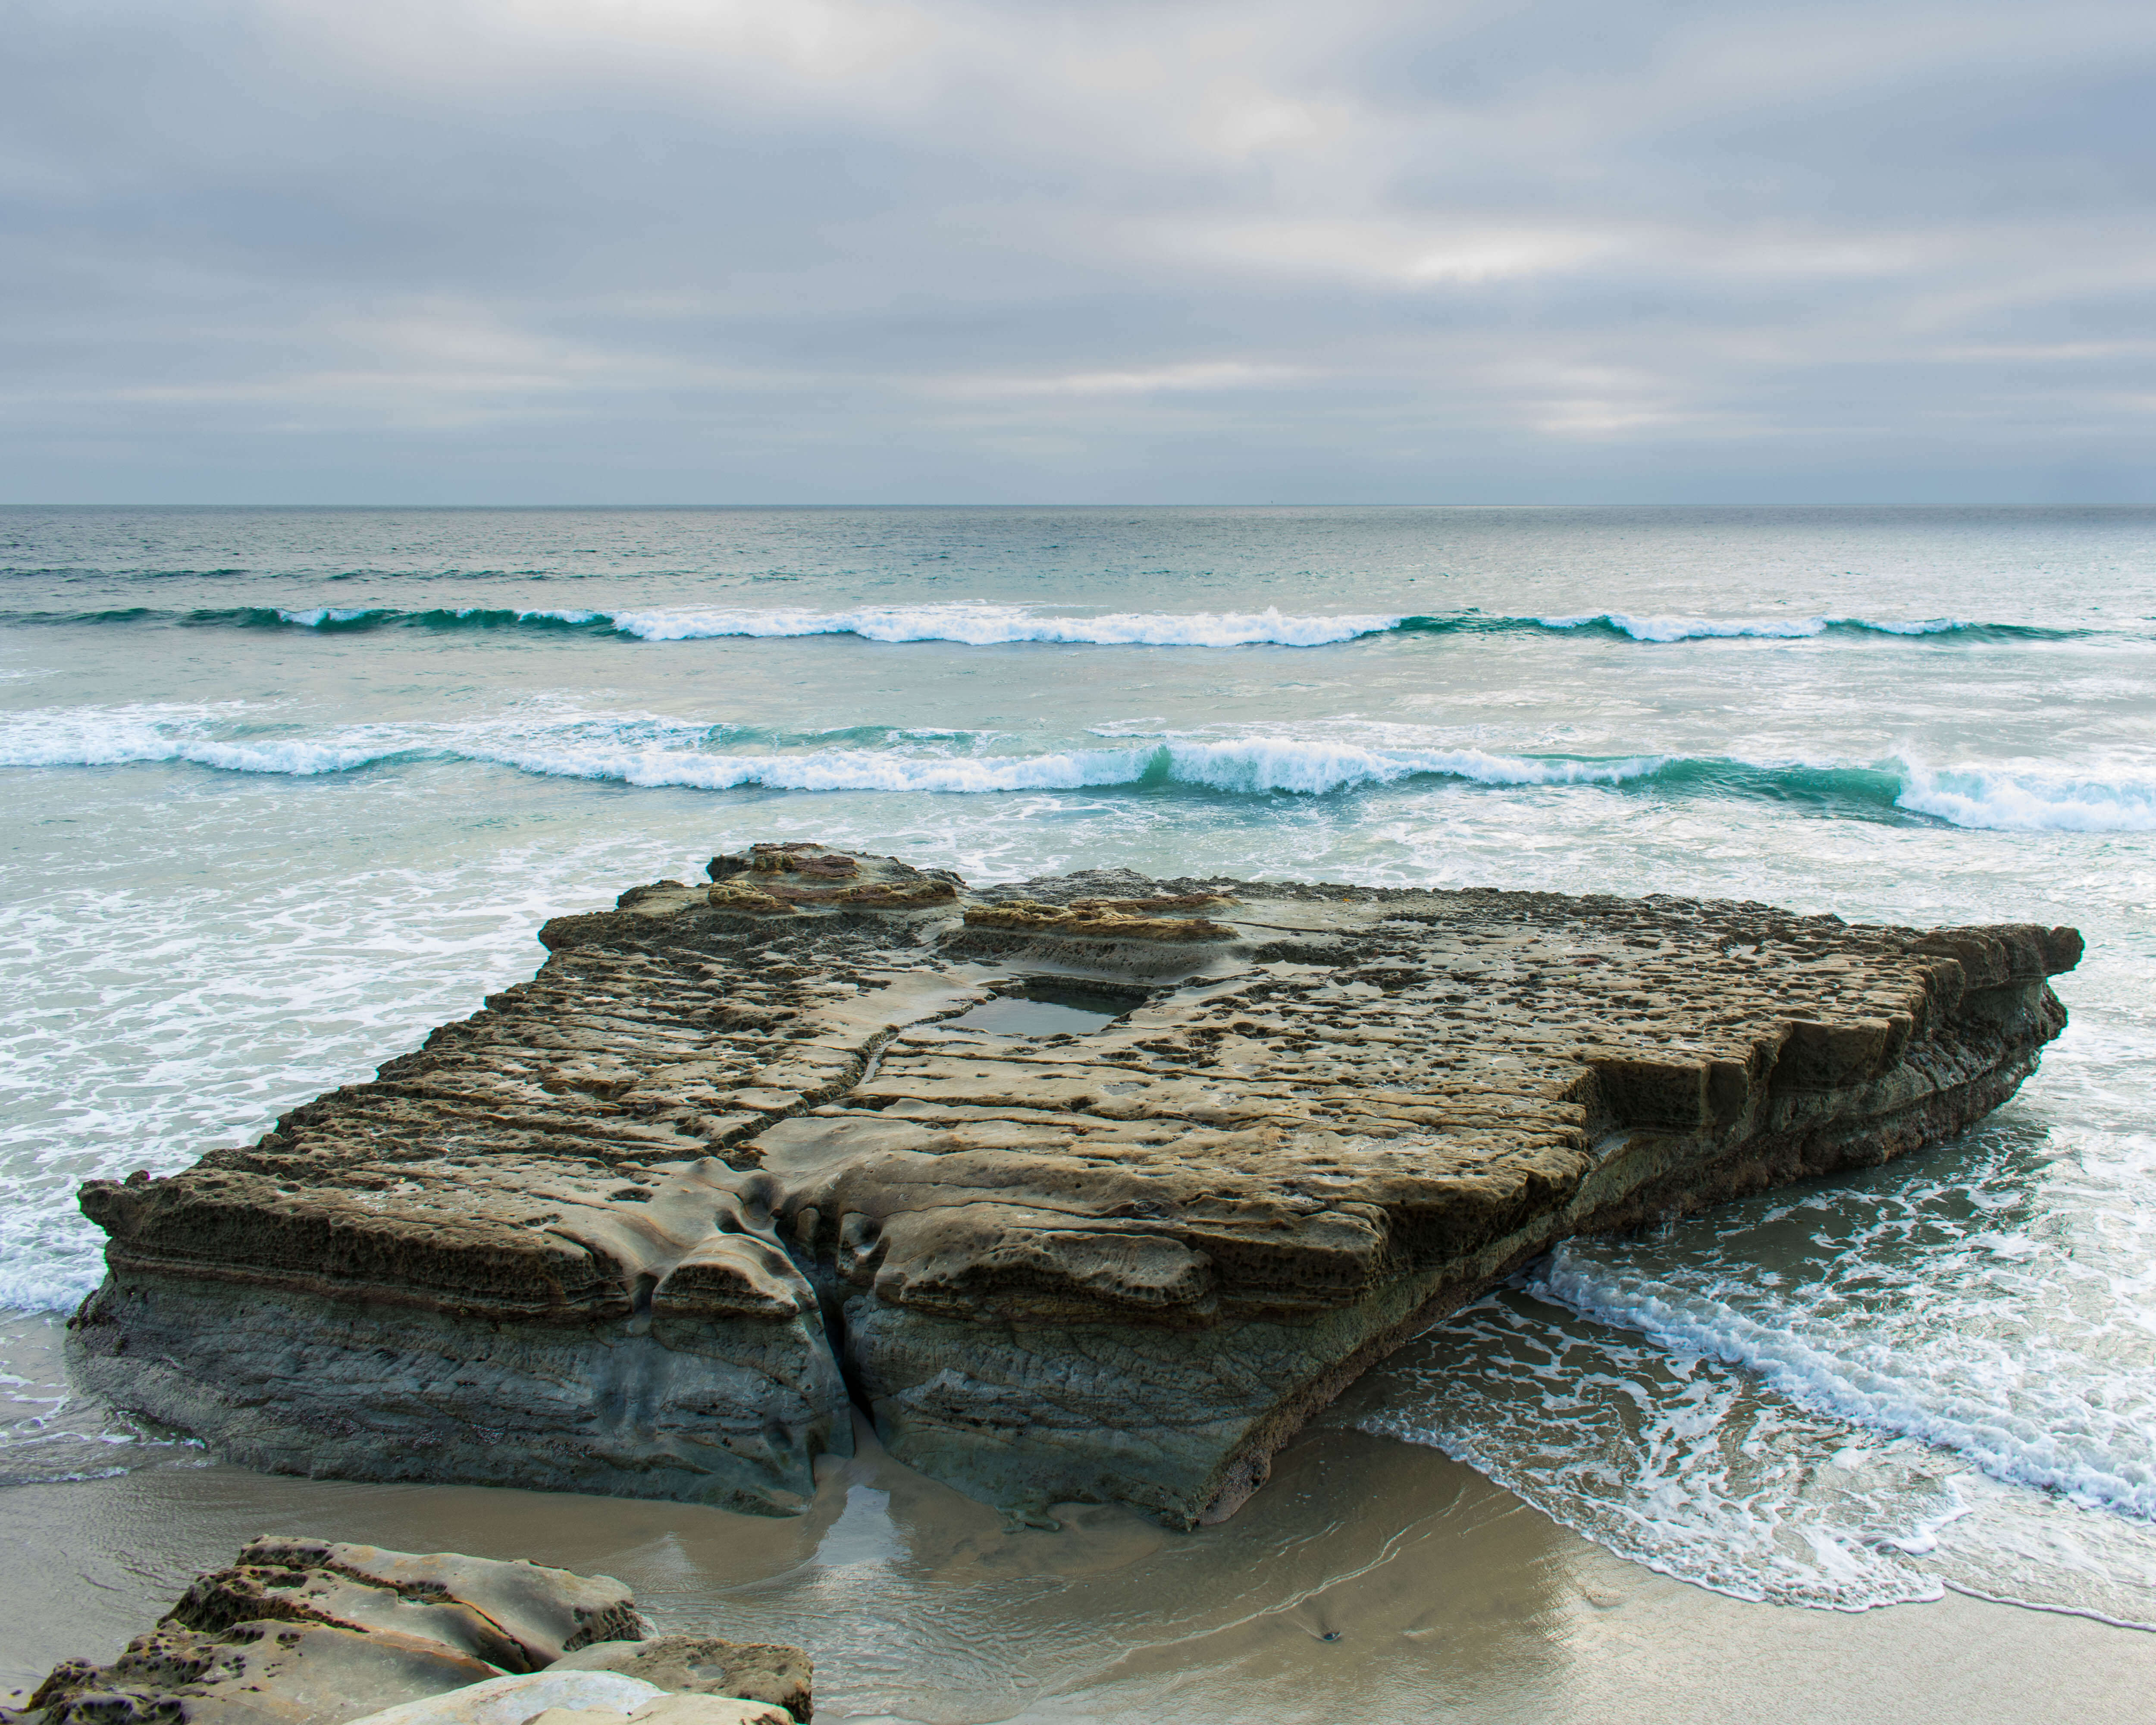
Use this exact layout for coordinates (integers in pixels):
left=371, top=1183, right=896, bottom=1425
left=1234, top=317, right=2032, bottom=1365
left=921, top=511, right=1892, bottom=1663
left=1363, top=1255, right=2156, bottom=1621
left=603, top=604, right=1399, bottom=647
left=275, top=606, right=376, bottom=626
left=1157, top=738, right=1665, bottom=794
left=1529, top=1242, right=2156, bottom=1521
left=0, top=708, right=1672, bottom=799
left=0, top=812, right=710, bottom=1319
left=1357, top=1290, right=1960, bottom=1609
left=1396, top=1121, right=2156, bottom=1624
left=455, top=735, right=1671, bottom=797
left=475, top=740, right=1156, bottom=794
left=9, top=709, right=2154, bottom=834
left=0, top=707, right=419, bottom=775
left=1893, top=759, right=2156, bottom=831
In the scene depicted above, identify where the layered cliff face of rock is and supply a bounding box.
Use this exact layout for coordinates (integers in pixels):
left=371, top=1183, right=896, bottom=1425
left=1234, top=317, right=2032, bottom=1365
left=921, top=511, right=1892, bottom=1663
left=70, top=844, right=2081, bottom=1527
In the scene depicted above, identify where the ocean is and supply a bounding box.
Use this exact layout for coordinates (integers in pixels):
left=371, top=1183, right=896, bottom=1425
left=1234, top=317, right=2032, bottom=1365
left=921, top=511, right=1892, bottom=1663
left=3, top=505, right=2154, bottom=1712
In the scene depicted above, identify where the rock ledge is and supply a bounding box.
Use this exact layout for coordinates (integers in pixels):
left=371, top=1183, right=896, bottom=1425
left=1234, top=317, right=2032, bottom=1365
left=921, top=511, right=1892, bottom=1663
left=70, top=845, right=2081, bottom=1526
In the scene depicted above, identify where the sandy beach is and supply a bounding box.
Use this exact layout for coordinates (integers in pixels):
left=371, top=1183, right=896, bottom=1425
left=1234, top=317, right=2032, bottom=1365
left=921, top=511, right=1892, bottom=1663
left=5, top=1316, right=2149, bottom=1725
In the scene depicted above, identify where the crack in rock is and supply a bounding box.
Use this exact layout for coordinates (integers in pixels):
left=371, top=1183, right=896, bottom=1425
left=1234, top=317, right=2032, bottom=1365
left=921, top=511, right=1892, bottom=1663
left=68, top=844, right=2081, bottom=1528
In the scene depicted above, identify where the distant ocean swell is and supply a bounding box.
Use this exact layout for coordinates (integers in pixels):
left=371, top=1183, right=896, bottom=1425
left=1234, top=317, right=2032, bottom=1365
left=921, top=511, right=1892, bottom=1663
left=3, top=710, right=2151, bottom=830
left=0, top=604, right=2091, bottom=647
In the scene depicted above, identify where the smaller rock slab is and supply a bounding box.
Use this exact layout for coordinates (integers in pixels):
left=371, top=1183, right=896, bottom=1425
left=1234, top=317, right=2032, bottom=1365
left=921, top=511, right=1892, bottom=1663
left=529, top=1695, right=790, bottom=1725
left=553, top=1640, right=812, bottom=1722
left=341, top=1673, right=665, bottom=1725
left=342, top=1675, right=795, bottom=1725
left=6, top=1541, right=643, bottom=1725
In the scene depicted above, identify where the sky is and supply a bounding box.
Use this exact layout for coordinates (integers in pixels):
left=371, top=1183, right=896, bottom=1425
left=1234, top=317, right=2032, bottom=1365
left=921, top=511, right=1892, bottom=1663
left=3, top=0, right=2153, bottom=505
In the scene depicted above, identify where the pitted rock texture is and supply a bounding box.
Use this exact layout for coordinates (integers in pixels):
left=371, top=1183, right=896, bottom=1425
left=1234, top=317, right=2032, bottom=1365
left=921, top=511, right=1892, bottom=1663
left=550, top=1640, right=812, bottom=1722
left=6, top=1540, right=645, bottom=1725
left=70, top=845, right=2081, bottom=1527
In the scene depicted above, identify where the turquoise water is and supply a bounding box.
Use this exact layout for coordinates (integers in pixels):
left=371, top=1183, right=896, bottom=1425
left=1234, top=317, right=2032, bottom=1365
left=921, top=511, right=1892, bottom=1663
left=3, top=505, right=2154, bottom=1622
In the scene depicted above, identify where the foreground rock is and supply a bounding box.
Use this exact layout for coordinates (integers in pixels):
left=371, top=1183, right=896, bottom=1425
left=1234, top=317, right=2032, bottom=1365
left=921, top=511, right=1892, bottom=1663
left=550, top=1642, right=810, bottom=1721
left=70, top=844, right=2081, bottom=1526
left=8, top=1540, right=638, bottom=1725
left=7, top=1543, right=812, bottom=1725
left=343, top=1675, right=790, bottom=1725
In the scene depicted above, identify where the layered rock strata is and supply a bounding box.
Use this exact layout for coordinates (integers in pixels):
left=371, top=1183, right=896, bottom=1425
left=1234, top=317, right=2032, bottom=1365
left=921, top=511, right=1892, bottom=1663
left=8, top=1541, right=814, bottom=1725
left=8, top=1540, right=640, bottom=1725
left=70, top=844, right=2081, bottom=1527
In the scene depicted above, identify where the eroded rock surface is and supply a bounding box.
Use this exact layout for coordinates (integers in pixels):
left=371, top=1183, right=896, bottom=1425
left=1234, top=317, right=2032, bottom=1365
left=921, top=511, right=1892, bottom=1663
left=70, top=844, right=2081, bottom=1526
left=551, top=1641, right=812, bottom=1722
left=6, top=1541, right=642, bottom=1725
left=341, top=1676, right=790, bottom=1725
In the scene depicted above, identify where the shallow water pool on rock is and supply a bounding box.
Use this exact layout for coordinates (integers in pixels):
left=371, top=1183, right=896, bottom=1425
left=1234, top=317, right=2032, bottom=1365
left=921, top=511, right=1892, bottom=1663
left=940, top=981, right=1140, bottom=1039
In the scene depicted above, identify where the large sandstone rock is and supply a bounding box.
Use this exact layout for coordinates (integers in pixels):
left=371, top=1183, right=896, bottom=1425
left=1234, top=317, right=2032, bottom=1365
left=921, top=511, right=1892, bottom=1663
left=69, top=844, right=2082, bottom=1526
left=6, top=1541, right=643, bottom=1725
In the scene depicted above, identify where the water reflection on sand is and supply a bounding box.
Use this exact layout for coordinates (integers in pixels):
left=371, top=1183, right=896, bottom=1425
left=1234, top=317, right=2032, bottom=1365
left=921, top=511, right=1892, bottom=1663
left=4, top=1390, right=2153, bottom=1724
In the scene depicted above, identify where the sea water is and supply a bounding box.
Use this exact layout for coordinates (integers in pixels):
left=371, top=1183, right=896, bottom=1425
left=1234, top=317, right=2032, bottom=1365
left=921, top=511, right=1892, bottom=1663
left=3, top=505, right=2153, bottom=1628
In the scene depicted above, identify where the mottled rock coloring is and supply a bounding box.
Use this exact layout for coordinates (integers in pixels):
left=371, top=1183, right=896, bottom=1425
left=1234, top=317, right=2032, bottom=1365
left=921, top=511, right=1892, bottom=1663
left=6, top=1542, right=644, bottom=1725
left=69, top=845, right=2080, bottom=1527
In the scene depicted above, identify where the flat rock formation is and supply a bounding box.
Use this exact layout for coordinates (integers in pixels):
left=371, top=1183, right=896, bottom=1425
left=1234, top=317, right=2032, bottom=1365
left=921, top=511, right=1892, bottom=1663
left=6, top=1542, right=812, bottom=1725
left=70, top=844, right=2081, bottom=1527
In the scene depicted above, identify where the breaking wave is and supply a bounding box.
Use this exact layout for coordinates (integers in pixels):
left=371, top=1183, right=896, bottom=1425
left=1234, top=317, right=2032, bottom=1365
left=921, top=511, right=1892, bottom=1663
left=3, top=708, right=2152, bottom=829
left=1359, top=1121, right=2156, bottom=1621
left=1518, top=612, right=2083, bottom=643
left=1529, top=1243, right=2156, bottom=1523
left=0, top=603, right=2094, bottom=647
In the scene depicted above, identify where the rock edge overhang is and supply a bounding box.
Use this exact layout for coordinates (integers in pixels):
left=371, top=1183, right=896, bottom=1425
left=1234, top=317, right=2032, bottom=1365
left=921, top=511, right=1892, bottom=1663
left=67, top=843, right=2080, bottom=1527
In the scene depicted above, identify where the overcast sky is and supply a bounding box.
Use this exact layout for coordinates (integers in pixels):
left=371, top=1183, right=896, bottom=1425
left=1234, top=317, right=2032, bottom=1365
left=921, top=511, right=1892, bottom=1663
left=5, top=0, right=2153, bottom=503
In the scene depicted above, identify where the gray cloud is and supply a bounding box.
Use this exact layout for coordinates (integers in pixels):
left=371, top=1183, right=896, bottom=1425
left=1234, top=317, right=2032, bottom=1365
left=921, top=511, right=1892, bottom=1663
left=3, top=0, right=2152, bottom=502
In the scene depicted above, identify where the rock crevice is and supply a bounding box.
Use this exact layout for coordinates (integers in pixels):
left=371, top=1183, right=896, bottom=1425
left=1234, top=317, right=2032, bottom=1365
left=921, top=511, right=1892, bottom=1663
left=69, top=846, right=2079, bottom=1527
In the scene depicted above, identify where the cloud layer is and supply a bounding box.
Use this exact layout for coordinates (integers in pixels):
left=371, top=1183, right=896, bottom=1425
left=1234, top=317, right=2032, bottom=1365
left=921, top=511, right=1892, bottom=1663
left=4, top=0, right=2153, bottom=502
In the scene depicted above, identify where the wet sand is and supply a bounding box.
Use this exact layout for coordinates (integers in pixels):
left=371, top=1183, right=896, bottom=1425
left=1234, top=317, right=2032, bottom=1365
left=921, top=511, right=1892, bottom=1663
left=3, top=1312, right=2150, bottom=1724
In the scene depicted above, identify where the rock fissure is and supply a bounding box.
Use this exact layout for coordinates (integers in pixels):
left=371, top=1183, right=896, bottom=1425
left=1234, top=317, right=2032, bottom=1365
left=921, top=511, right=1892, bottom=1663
left=67, top=844, right=2080, bottom=1528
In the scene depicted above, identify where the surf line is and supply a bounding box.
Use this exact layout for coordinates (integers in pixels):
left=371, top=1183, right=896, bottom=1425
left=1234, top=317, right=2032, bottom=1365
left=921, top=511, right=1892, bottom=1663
left=2, top=604, right=2092, bottom=647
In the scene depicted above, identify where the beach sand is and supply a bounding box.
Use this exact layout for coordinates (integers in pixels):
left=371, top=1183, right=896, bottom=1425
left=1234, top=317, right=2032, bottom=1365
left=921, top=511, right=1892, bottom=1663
left=4, top=1324, right=2148, bottom=1725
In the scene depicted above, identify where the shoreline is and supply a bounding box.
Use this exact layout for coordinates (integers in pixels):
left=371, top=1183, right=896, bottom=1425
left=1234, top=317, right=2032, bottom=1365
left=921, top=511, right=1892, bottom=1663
left=5, top=1338, right=2151, bottom=1724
